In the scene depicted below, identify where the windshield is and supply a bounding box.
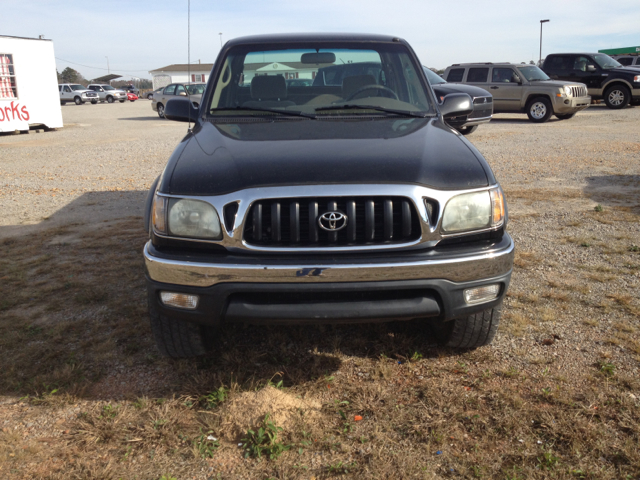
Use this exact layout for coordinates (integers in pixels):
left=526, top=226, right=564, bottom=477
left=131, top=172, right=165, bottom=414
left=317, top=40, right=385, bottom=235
left=102, top=85, right=115, bottom=91
left=592, top=54, right=622, bottom=69
left=517, top=66, right=550, bottom=81
left=70, top=84, right=86, bottom=91
left=422, top=67, right=446, bottom=85
left=186, top=83, right=206, bottom=95
left=209, top=43, right=434, bottom=117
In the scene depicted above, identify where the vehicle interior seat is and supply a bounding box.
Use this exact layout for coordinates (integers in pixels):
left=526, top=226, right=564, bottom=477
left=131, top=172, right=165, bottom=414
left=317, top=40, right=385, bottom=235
left=243, top=75, right=295, bottom=108
left=342, top=74, right=377, bottom=99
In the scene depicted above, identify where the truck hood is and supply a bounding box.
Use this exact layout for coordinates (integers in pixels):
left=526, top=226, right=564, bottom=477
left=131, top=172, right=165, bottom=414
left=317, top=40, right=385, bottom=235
left=163, top=117, right=494, bottom=196
left=432, top=83, right=492, bottom=99
left=534, top=80, right=586, bottom=88
left=605, top=66, right=640, bottom=74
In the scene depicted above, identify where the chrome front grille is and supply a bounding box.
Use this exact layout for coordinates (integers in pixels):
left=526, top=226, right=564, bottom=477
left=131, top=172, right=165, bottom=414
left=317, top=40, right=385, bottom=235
left=570, top=86, right=587, bottom=97
left=244, top=196, right=422, bottom=247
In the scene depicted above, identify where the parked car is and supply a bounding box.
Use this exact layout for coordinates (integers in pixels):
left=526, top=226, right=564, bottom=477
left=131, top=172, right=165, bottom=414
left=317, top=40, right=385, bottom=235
left=147, top=87, right=163, bottom=100
left=609, top=55, right=640, bottom=68
left=86, top=84, right=128, bottom=103
left=58, top=83, right=99, bottom=105
left=542, top=53, right=640, bottom=108
left=151, top=83, right=205, bottom=118
left=142, top=33, right=514, bottom=358
left=443, top=62, right=590, bottom=122
left=423, top=67, right=492, bottom=135
left=127, top=92, right=138, bottom=102
left=123, top=84, right=140, bottom=96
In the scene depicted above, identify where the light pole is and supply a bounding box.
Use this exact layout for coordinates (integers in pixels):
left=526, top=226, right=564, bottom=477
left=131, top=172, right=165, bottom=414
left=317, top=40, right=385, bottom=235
left=539, top=19, right=550, bottom=66
left=105, top=56, right=110, bottom=74
left=219, top=33, right=223, bottom=48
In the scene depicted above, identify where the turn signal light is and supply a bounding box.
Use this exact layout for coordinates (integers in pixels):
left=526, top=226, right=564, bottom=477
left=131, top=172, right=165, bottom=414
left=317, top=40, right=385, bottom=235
left=490, top=188, right=505, bottom=227
left=464, top=284, right=500, bottom=305
left=160, top=292, right=199, bottom=310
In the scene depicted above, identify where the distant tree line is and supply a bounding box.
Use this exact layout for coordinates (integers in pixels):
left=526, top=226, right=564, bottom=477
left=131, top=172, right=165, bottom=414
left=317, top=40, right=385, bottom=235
left=56, top=67, right=152, bottom=88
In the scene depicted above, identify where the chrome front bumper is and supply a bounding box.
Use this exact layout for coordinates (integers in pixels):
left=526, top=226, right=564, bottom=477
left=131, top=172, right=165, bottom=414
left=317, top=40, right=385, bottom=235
left=144, top=234, right=515, bottom=288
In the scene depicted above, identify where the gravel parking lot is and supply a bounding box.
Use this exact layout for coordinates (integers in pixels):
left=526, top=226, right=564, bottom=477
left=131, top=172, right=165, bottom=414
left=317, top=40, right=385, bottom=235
left=1, top=101, right=639, bottom=478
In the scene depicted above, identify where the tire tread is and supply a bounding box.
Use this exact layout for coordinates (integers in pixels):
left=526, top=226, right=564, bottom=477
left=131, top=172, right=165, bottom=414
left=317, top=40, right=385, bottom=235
left=437, top=305, right=501, bottom=349
left=148, top=301, right=208, bottom=358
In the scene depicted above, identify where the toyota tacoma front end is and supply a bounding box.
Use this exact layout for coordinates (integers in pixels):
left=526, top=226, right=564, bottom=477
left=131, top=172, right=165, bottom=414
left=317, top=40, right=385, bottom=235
left=143, top=33, right=514, bottom=358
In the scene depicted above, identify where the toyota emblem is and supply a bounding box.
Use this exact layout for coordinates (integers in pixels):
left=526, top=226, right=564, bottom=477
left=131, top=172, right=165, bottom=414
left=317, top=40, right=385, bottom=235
left=318, top=211, right=347, bottom=231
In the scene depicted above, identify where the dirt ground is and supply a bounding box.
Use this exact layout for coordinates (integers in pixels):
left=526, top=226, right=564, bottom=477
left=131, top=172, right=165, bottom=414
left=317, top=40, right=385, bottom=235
left=0, top=101, right=639, bottom=479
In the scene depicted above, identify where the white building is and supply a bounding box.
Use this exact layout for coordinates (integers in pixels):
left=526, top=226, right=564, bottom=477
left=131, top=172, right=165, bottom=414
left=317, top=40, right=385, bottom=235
left=149, top=61, right=332, bottom=90
left=0, top=35, right=63, bottom=133
left=149, top=63, right=213, bottom=90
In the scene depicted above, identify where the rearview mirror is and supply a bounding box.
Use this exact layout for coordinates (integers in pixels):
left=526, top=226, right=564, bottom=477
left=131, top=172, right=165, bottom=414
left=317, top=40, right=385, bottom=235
left=439, top=93, right=473, bottom=119
left=165, top=97, right=199, bottom=122
left=301, top=52, right=336, bottom=64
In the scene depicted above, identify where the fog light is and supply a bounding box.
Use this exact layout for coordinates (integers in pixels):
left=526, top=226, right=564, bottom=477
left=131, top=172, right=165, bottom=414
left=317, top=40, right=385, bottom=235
left=160, top=292, right=199, bottom=309
left=464, top=284, right=500, bottom=305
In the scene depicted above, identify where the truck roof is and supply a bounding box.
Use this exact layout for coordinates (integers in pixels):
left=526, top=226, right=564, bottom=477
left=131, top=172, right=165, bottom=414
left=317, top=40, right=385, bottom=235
left=225, top=33, right=405, bottom=47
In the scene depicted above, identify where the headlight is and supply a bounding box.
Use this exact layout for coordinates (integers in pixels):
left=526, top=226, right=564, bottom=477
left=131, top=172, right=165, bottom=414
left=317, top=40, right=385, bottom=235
left=441, top=187, right=505, bottom=234
left=167, top=198, right=222, bottom=239
left=563, top=86, right=572, bottom=97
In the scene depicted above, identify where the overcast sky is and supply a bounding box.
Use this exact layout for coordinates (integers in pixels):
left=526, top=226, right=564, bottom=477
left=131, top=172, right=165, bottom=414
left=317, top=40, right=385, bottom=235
left=3, top=0, right=639, bottom=80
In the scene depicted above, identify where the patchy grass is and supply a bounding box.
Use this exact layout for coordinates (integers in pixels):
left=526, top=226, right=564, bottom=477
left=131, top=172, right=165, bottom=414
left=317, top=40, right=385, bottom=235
left=1, top=212, right=640, bottom=479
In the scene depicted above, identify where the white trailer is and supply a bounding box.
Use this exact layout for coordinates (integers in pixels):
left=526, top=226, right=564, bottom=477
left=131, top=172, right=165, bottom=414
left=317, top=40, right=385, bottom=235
left=0, top=35, right=63, bottom=133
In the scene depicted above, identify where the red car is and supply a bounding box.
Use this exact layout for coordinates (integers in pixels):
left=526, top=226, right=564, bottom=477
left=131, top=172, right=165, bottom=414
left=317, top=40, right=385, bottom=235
left=127, top=92, right=138, bottom=102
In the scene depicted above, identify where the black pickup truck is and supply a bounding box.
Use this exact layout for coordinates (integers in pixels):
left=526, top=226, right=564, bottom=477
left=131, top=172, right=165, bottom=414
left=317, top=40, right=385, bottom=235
left=542, top=53, right=640, bottom=108
left=142, top=33, right=514, bottom=358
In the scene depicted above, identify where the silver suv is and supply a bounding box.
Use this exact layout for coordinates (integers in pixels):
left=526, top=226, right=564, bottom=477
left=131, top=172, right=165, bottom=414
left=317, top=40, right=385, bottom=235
left=86, top=84, right=128, bottom=103
left=611, top=55, right=640, bottom=68
left=442, top=63, right=590, bottom=122
left=58, top=84, right=99, bottom=105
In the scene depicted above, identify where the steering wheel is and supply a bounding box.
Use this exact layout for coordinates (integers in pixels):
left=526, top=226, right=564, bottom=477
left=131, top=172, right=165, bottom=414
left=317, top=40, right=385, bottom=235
left=345, top=84, right=399, bottom=102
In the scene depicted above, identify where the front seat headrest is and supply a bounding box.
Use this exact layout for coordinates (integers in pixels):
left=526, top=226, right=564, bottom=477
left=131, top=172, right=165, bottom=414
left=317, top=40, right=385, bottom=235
left=250, top=75, right=288, bottom=100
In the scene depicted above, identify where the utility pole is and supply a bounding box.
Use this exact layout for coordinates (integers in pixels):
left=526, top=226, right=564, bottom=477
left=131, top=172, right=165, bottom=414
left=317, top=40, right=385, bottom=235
left=219, top=33, right=223, bottom=48
left=539, top=19, right=550, bottom=66
left=105, top=56, right=110, bottom=74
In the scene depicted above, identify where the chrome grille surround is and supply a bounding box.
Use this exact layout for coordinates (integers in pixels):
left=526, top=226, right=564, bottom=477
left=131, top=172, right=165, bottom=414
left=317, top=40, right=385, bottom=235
left=153, top=184, right=504, bottom=254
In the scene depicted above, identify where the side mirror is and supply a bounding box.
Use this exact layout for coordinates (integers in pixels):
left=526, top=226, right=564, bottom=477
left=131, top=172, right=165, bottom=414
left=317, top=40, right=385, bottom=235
left=165, top=97, right=200, bottom=122
left=439, top=93, right=473, bottom=119
left=179, top=91, right=187, bottom=96
left=587, top=65, right=597, bottom=72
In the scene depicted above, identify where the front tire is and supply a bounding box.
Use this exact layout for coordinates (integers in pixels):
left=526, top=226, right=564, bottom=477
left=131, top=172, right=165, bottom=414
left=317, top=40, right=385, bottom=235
left=106, top=96, right=114, bottom=104
left=74, top=96, right=83, bottom=105
left=434, top=305, right=501, bottom=349
left=157, top=103, right=165, bottom=118
left=119, top=99, right=125, bottom=103
left=91, top=100, right=97, bottom=104
left=526, top=97, right=552, bottom=123
left=604, top=85, right=631, bottom=109
left=555, top=113, right=575, bottom=120
left=456, top=125, right=478, bottom=135
left=147, top=93, right=153, bottom=100
left=148, top=300, right=212, bottom=358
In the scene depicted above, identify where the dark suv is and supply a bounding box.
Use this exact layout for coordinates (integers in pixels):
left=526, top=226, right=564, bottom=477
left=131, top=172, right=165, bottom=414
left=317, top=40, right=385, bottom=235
left=542, top=53, right=640, bottom=108
left=142, top=33, right=514, bottom=358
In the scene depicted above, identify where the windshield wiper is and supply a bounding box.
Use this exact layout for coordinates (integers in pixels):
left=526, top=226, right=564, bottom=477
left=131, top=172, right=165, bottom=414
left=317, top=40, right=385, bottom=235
left=315, top=104, right=429, bottom=118
left=209, top=106, right=316, bottom=119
